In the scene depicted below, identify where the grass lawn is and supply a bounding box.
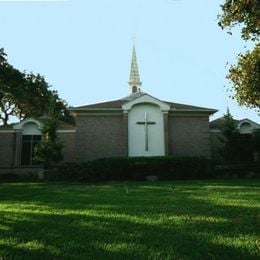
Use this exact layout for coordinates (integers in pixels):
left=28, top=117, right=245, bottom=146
left=0, top=179, right=259, bottom=259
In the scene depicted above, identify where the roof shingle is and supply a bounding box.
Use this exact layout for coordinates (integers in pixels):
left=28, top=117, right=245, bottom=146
left=71, top=92, right=217, bottom=113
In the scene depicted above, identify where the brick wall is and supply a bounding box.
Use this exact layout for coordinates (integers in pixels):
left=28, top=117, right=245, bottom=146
left=75, top=114, right=128, bottom=161
left=0, top=132, right=15, bottom=167
left=168, top=115, right=211, bottom=158
left=57, top=132, right=76, bottom=163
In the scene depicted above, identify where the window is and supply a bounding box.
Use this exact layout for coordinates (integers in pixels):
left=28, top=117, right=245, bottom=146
left=21, top=135, right=41, bottom=166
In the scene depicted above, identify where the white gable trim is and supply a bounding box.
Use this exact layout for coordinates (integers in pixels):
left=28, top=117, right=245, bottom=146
left=13, top=118, right=43, bottom=131
left=237, top=119, right=260, bottom=134
left=237, top=119, right=260, bottom=130
left=122, top=94, right=170, bottom=112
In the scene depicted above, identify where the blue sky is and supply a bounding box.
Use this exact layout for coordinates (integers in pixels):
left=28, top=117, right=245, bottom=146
left=0, top=0, right=259, bottom=122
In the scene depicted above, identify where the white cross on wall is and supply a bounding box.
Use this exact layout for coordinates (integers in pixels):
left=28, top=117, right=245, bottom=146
left=136, top=112, right=156, bottom=151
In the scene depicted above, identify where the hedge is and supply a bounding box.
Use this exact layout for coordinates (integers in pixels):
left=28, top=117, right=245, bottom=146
left=214, top=162, right=260, bottom=178
left=50, top=156, right=213, bottom=182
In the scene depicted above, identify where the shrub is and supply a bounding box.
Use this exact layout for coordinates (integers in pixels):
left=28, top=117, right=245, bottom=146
left=214, top=162, right=260, bottom=178
left=54, top=156, right=213, bottom=182
left=0, top=173, right=18, bottom=183
left=0, top=172, right=39, bottom=183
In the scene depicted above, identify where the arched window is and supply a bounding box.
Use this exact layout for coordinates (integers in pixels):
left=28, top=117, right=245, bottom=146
left=21, top=122, right=42, bottom=166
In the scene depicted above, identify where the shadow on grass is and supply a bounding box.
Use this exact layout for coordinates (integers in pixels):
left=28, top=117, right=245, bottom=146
left=0, top=180, right=259, bottom=259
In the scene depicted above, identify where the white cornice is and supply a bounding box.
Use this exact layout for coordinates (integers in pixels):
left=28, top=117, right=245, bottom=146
left=57, top=130, right=76, bottom=133
left=0, top=130, right=15, bottom=133
left=237, top=119, right=260, bottom=129
left=13, top=118, right=43, bottom=130
left=122, top=93, right=170, bottom=112
left=73, top=108, right=122, bottom=111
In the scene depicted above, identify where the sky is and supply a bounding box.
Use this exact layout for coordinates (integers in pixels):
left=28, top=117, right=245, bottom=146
left=0, top=0, right=259, bottom=123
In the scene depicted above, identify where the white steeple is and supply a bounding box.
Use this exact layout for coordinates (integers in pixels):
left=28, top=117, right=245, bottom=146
left=128, top=45, right=142, bottom=94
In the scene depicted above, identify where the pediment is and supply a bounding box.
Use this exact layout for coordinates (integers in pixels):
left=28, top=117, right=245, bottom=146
left=238, top=119, right=260, bottom=129
left=237, top=119, right=260, bottom=134
left=122, top=93, right=170, bottom=112
left=13, top=118, right=43, bottom=131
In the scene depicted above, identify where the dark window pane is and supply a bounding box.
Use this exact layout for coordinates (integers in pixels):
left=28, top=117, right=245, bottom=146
left=22, top=135, right=32, bottom=141
left=21, top=135, right=41, bottom=166
left=21, top=142, right=31, bottom=166
left=33, top=135, right=41, bottom=141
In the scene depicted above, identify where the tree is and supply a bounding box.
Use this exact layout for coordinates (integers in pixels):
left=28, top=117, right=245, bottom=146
left=227, top=46, right=259, bottom=108
left=0, top=48, right=74, bottom=125
left=219, top=110, right=241, bottom=162
left=34, top=98, right=63, bottom=169
left=218, top=0, right=260, bottom=109
left=219, top=110, right=255, bottom=162
left=34, top=118, right=64, bottom=169
left=0, top=48, right=26, bottom=125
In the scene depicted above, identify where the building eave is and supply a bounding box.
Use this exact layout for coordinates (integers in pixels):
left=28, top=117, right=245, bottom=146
left=70, top=108, right=123, bottom=116
left=0, top=129, right=16, bottom=133
left=169, top=109, right=218, bottom=115
left=70, top=107, right=122, bottom=111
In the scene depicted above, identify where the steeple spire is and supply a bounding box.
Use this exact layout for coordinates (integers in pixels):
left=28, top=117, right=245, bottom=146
left=129, top=45, right=142, bottom=94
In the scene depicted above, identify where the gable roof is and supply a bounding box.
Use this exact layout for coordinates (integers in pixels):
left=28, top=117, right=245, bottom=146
left=210, top=116, right=260, bottom=131
left=70, top=92, right=217, bottom=114
left=0, top=117, right=75, bottom=132
left=210, top=117, right=239, bottom=130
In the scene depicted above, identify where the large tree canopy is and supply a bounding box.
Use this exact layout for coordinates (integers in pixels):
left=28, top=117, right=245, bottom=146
left=228, top=45, right=259, bottom=108
left=218, top=0, right=259, bottom=41
left=218, top=0, right=260, bottom=109
left=0, top=48, right=73, bottom=125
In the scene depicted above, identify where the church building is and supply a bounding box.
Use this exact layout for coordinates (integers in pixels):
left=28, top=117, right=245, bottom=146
left=0, top=46, right=217, bottom=171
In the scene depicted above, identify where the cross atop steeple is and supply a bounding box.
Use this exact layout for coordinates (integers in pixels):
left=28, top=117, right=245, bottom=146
left=129, top=45, right=142, bottom=94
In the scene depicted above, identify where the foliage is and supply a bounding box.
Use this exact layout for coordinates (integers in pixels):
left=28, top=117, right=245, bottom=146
left=219, top=111, right=243, bottom=162
left=0, top=48, right=25, bottom=125
left=0, top=180, right=259, bottom=259
left=218, top=0, right=260, bottom=41
left=0, top=172, right=39, bottom=183
left=34, top=98, right=63, bottom=169
left=220, top=110, right=238, bottom=140
left=218, top=0, right=260, bottom=109
left=252, top=129, right=260, bottom=152
left=34, top=141, right=63, bottom=169
left=54, top=156, right=213, bottom=182
left=34, top=115, right=63, bottom=169
left=214, top=162, right=260, bottom=177
left=219, top=110, right=255, bottom=162
left=0, top=48, right=74, bottom=125
left=227, top=45, right=260, bottom=108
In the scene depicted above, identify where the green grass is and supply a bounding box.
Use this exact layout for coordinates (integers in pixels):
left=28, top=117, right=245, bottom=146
left=0, top=179, right=259, bottom=259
